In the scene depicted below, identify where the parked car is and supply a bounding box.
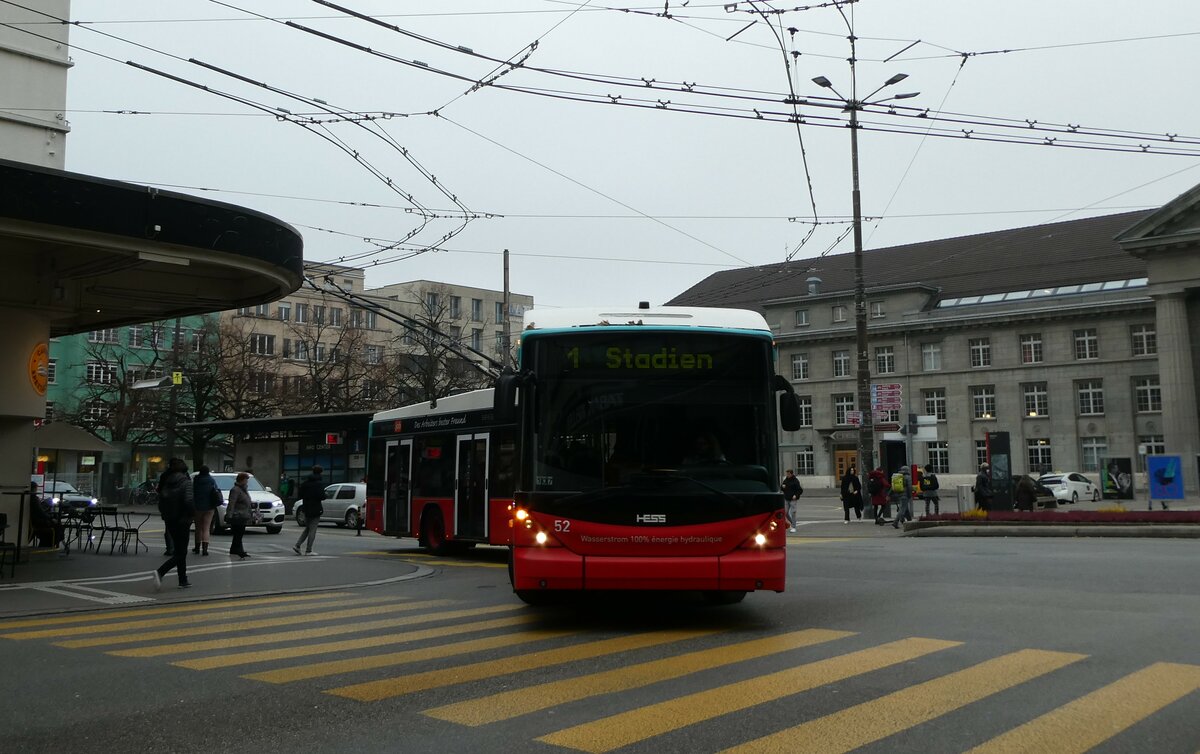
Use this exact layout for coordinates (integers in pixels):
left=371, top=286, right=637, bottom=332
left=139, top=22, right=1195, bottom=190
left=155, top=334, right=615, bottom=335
left=1037, top=472, right=1101, bottom=504
left=296, top=482, right=365, bottom=529
left=40, top=481, right=99, bottom=517
left=209, top=473, right=286, bottom=534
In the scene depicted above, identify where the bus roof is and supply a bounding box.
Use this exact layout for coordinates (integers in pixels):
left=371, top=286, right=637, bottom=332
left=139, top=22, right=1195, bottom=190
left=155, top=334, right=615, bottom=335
left=522, top=306, right=771, bottom=333
left=373, top=388, right=494, bottom=422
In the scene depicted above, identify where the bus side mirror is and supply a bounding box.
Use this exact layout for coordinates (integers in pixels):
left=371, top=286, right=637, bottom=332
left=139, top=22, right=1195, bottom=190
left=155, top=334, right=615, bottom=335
left=773, top=374, right=801, bottom=431
left=494, top=372, right=521, bottom=424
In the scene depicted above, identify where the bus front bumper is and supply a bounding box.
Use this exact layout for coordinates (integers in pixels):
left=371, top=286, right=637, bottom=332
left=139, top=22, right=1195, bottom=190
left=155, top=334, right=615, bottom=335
left=512, top=547, right=785, bottom=592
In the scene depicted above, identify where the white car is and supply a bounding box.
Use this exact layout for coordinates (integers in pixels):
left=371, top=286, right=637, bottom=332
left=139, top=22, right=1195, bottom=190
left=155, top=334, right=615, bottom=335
left=296, top=482, right=365, bottom=529
left=1037, top=472, right=1101, bottom=504
left=209, top=473, right=286, bottom=534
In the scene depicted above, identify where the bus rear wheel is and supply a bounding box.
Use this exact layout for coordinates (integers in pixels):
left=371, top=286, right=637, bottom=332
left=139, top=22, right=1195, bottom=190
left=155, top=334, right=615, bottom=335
left=420, top=507, right=450, bottom=555
left=703, top=591, right=747, bottom=605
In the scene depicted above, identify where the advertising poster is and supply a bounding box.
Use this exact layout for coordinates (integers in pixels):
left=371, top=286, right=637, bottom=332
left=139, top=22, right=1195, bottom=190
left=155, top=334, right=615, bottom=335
left=1146, top=455, right=1185, bottom=501
left=1102, top=457, right=1134, bottom=500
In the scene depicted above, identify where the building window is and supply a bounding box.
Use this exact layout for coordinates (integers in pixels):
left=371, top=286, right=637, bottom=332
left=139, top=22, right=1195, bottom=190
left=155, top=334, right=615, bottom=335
left=277, top=302, right=291, bottom=321
left=254, top=303, right=270, bottom=317
left=89, top=328, right=120, bottom=344
left=1137, top=434, right=1165, bottom=470
left=148, top=326, right=165, bottom=349
left=791, top=353, right=809, bottom=381
left=495, top=330, right=505, bottom=353
left=471, top=329, right=482, bottom=351
left=923, top=388, right=946, bottom=421
left=1077, top=379, right=1104, bottom=415
left=834, top=393, right=855, bottom=425
left=875, top=346, right=895, bottom=375
left=471, top=298, right=483, bottom=322
left=47, top=359, right=57, bottom=384
left=878, top=407, right=900, bottom=423
left=45, top=401, right=55, bottom=422
left=366, top=345, right=382, bottom=365
left=922, top=342, right=942, bottom=372
left=794, top=309, right=809, bottom=327
left=795, top=446, right=815, bottom=476
left=496, top=301, right=505, bottom=323
left=832, top=350, right=850, bottom=378
left=295, top=303, right=309, bottom=324
left=329, top=307, right=342, bottom=327
left=1020, top=333, right=1043, bottom=364
left=796, top=396, right=813, bottom=427
left=249, top=373, right=275, bottom=395
left=363, top=378, right=383, bottom=401
left=976, top=440, right=988, bottom=469
left=870, top=301, right=885, bottom=319
left=426, top=292, right=439, bottom=311
left=189, top=331, right=204, bottom=353
left=294, top=340, right=309, bottom=361
left=313, top=305, right=325, bottom=325
left=970, top=385, right=996, bottom=419
left=128, top=325, right=144, bottom=347
left=1073, top=328, right=1098, bottom=360
left=249, top=333, right=275, bottom=356
left=969, top=338, right=991, bottom=368
left=314, top=342, right=327, bottom=362
left=832, top=305, right=847, bottom=323
left=1135, top=376, right=1161, bottom=412
left=449, top=296, right=461, bottom=319
left=85, top=400, right=110, bottom=423
left=1027, top=438, right=1053, bottom=474
left=236, top=307, right=251, bottom=316
left=86, top=361, right=116, bottom=384
left=1130, top=324, right=1156, bottom=356
left=1080, top=437, right=1107, bottom=473
left=927, top=441, right=949, bottom=474
left=1023, top=382, right=1049, bottom=417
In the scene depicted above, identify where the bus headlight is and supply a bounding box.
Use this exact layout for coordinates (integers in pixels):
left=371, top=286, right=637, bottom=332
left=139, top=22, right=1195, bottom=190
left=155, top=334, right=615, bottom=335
left=753, top=533, right=767, bottom=546
left=515, top=508, right=529, bottom=522
left=535, top=530, right=548, bottom=545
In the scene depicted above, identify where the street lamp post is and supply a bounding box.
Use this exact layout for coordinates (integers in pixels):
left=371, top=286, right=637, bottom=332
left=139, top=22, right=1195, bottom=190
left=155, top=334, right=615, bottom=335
left=811, top=73, right=918, bottom=476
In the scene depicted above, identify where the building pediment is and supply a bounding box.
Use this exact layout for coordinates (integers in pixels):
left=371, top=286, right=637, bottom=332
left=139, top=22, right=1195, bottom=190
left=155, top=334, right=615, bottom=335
left=1116, top=182, right=1200, bottom=256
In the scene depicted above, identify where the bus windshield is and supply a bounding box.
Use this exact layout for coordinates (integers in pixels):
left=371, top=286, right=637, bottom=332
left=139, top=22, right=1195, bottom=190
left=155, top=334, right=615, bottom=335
left=527, top=332, right=776, bottom=505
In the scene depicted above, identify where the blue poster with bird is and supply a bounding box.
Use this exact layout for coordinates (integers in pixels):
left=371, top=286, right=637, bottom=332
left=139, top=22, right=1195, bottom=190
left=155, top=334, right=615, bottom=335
left=1146, top=455, right=1185, bottom=500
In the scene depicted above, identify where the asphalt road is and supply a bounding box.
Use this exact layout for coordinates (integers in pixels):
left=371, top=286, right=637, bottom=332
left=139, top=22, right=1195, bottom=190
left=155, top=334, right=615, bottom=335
left=1, top=513, right=1197, bottom=753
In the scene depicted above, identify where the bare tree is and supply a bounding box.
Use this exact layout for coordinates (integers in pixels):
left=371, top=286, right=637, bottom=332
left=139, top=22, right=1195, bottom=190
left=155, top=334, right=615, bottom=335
left=384, top=285, right=492, bottom=404
left=60, top=328, right=171, bottom=447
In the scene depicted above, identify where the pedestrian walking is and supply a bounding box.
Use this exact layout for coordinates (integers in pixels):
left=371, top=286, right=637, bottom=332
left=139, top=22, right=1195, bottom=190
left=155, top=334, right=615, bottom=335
left=226, top=472, right=253, bottom=559
left=191, top=465, right=222, bottom=556
left=781, top=469, right=803, bottom=533
left=840, top=466, right=863, bottom=523
left=152, top=458, right=194, bottom=590
left=293, top=465, right=325, bottom=556
left=973, top=462, right=994, bottom=511
left=922, top=464, right=941, bottom=516
left=1014, top=475, right=1038, bottom=512
left=890, top=466, right=914, bottom=529
left=867, top=466, right=889, bottom=525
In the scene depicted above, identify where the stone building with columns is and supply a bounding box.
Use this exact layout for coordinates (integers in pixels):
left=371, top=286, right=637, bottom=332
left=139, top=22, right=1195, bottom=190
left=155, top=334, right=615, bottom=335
left=669, top=186, right=1200, bottom=491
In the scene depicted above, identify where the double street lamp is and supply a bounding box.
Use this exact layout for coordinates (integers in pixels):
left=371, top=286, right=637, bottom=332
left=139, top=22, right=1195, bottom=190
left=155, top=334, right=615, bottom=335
left=811, top=72, right=919, bottom=475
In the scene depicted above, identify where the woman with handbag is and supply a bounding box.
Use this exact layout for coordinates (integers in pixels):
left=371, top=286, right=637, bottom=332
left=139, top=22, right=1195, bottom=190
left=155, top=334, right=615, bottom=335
left=226, top=472, right=254, bottom=560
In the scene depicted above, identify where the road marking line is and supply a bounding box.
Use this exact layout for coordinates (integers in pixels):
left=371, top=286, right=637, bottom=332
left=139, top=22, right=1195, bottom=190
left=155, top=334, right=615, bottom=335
left=966, top=662, right=1200, bottom=754
left=56, top=599, right=452, bottom=649
left=537, top=637, right=960, bottom=753
left=721, top=649, right=1086, bottom=754
left=245, top=629, right=580, bottom=685
left=326, top=629, right=720, bottom=702
left=0, top=592, right=349, bottom=631
left=424, top=628, right=854, bottom=727
left=174, top=614, right=538, bottom=670
left=109, top=604, right=521, bottom=658
left=787, top=538, right=855, bottom=544
left=25, top=584, right=154, bottom=605
left=6, top=595, right=393, bottom=641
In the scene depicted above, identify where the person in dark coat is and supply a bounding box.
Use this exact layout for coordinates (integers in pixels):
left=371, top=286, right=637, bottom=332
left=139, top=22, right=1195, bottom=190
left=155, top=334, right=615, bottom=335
left=867, top=466, right=889, bottom=524
left=292, top=465, right=326, bottom=556
left=152, top=458, right=194, bottom=590
left=191, top=466, right=222, bottom=556
left=781, top=469, right=803, bottom=532
left=922, top=464, right=941, bottom=516
left=840, top=466, right=863, bottom=523
left=974, top=462, right=994, bottom=511
left=1014, top=475, right=1038, bottom=512
left=226, top=472, right=254, bottom=559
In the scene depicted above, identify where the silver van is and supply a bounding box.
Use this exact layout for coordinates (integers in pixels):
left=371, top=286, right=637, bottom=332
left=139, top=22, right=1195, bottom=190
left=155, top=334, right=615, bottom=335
left=296, top=482, right=365, bottom=529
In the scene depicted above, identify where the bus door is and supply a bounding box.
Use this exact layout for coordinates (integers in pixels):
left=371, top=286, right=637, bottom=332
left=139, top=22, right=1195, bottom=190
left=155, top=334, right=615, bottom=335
left=455, top=433, right=490, bottom=540
left=385, top=439, right=413, bottom=534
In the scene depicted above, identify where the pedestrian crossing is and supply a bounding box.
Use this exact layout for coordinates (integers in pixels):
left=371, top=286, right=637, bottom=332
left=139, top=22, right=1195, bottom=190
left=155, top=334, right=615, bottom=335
left=2, top=592, right=1197, bottom=752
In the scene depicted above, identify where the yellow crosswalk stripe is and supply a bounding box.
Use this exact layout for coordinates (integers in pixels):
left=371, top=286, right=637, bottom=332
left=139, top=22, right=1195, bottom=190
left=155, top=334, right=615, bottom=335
left=424, top=628, right=854, bottom=727
left=0, top=592, right=350, bottom=631
left=174, top=614, right=538, bottom=670
left=327, top=629, right=721, bottom=703
left=56, top=599, right=453, bottom=649
left=6, top=595, right=391, bottom=641
left=245, top=629, right=579, bottom=685
left=722, top=648, right=1087, bottom=754
left=109, top=604, right=521, bottom=658
left=966, top=661, right=1200, bottom=754
left=537, top=637, right=959, bottom=753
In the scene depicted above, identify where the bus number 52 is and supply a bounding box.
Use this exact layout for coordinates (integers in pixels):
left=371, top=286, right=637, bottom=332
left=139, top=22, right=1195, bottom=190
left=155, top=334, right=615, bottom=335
left=554, top=520, right=571, bottom=533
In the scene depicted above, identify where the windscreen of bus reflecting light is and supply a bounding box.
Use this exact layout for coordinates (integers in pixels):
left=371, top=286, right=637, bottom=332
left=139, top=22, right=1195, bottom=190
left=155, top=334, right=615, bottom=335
left=528, top=333, right=779, bottom=521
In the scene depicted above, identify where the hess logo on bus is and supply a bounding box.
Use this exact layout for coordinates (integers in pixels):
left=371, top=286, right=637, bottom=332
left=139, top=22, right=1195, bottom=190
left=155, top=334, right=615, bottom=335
left=636, top=513, right=667, bottom=524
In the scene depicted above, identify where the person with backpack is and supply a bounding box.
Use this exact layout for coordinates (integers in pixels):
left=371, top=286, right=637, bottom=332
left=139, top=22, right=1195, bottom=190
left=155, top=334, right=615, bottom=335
left=780, top=469, right=803, bottom=533
left=889, top=466, right=914, bottom=530
left=867, top=466, right=889, bottom=524
left=922, top=463, right=941, bottom=516
left=293, top=465, right=326, bottom=556
left=974, top=462, right=994, bottom=511
left=152, top=458, right=194, bottom=590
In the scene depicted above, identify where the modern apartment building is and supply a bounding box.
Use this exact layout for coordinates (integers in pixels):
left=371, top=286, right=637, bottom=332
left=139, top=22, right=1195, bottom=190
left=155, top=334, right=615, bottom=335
left=670, top=183, right=1200, bottom=490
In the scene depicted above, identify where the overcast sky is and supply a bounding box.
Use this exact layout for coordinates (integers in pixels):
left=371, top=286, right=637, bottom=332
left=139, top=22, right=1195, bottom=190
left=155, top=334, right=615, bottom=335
left=46, top=1, right=1200, bottom=309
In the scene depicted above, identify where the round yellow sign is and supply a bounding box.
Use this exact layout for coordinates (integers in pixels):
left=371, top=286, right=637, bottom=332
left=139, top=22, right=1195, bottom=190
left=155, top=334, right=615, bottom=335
left=29, top=342, right=49, bottom=396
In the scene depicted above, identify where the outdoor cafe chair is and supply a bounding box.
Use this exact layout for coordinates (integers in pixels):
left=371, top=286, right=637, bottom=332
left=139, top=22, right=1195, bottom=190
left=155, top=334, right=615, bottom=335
left=92, top=506, right=124, bottom=554
left=119, top=510, right=150, bottom=554
left=0, top=512, right=16, bottom=577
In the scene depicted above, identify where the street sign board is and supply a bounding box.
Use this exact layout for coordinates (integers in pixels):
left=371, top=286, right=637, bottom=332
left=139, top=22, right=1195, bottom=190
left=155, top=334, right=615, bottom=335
left=846, top=410, right=863, bottom=427
left=874, top=423, right=901, bottom=432
left=871, top=382, right=902, bottom=391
